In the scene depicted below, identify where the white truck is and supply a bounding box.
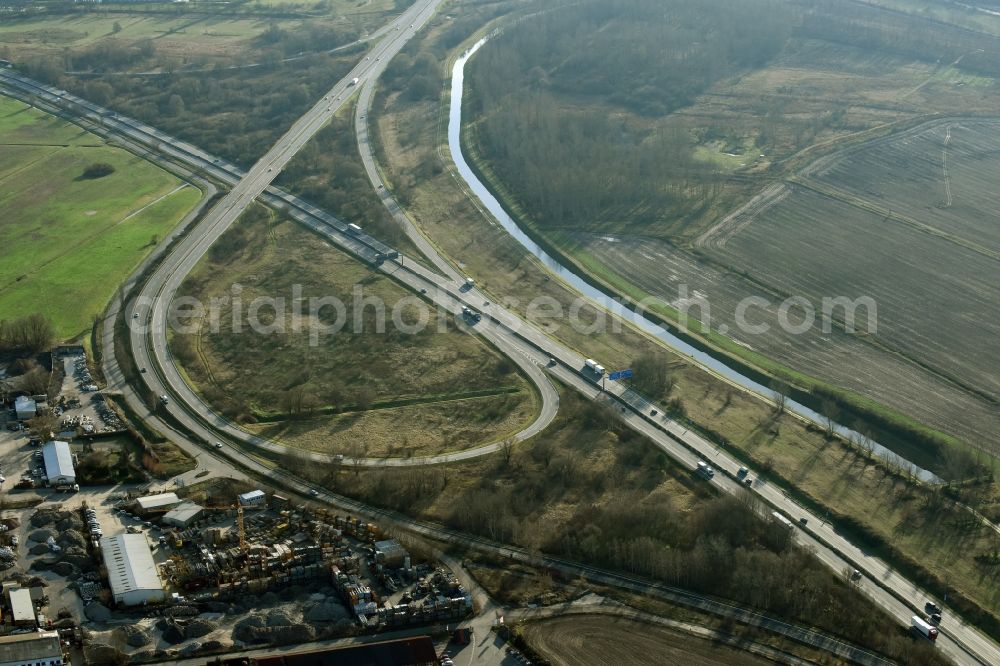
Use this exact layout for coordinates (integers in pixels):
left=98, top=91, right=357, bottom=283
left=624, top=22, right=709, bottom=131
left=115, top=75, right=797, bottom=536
left=911, top=616, right=939, bottom=641
left=696, top=461, right=715, bottom=479
left=771, top=511, right=794, bottom=530
left=584, top=358, right=606, bottom=376
left=351, top=77, right=360, bottom=86
left=347, top=223, right=362, bottom=234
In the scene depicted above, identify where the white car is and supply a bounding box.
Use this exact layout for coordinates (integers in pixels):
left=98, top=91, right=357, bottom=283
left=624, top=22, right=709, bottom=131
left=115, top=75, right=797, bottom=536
left=309, top=489, right=319, bottom=497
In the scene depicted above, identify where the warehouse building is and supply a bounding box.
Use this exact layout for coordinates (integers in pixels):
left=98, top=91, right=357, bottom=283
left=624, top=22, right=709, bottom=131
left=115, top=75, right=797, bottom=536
left=100, top=534, right=165, bottom=606
left=0, top=631, right=63, bottom=666
left=13, top=396, right=35, bottom=421
left=162, top=502, right=203, bottom=528
left=6, top=587, right=34, bottom=626
left=41, top=440, right=75, bottom=486
left=133, top=492, right=180, bottom=515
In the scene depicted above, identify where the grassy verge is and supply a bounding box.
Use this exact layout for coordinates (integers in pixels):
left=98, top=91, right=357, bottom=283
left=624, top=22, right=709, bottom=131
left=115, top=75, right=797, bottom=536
left=0, top=95, right=202, bottom=340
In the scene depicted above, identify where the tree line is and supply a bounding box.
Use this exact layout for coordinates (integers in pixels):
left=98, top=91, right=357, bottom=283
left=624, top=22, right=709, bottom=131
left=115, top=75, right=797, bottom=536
left=0, top=314, right=55, bottom=354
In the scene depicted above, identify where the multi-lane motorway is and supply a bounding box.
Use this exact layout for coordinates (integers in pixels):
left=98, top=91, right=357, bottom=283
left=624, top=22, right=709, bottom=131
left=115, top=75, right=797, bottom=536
left=3, top=4, right=999, bottom=664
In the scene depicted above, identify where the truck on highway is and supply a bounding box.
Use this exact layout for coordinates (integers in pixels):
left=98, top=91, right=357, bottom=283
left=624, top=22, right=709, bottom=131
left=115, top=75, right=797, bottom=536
left=696, top=461, right=715, bottom=479
left=912, top=616, right=939, bottom=641
left=347, top=223, right=362, bottom=234
left=584, top=358, right=606, bottom=376
left=771, top=511, right=794, bottom=530
left=461, top=306, right=482, bottom=323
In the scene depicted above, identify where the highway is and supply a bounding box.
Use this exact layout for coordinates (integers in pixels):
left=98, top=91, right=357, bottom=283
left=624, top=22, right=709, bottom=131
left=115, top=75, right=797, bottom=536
left=3, top=10, right=999, bottom=666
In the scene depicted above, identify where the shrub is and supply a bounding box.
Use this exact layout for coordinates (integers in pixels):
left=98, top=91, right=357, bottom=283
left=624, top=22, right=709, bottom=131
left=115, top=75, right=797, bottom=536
left=81, top=163, right=115, bottom=179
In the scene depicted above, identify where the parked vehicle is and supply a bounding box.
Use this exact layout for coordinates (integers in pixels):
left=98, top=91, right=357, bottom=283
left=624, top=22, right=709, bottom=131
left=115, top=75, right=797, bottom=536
left=912, top=615, right=938, bottom=641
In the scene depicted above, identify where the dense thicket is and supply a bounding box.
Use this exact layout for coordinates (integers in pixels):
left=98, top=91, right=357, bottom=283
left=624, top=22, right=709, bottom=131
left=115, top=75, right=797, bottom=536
left=0, top=314, right=55, bottom=353
left=465, top=0, right=793, bottom=234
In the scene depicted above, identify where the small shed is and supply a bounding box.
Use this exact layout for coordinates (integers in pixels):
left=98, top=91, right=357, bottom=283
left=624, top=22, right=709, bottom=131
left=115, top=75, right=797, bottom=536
left=14, top=396, right=36, bottom=421
left=238, top=489, right=266, bottom=508
left=162, top=502, right=203, bottom=528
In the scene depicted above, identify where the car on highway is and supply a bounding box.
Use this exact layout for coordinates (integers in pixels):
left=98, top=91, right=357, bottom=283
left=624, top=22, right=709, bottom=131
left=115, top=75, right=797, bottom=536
left=214, top=442, right=223, bottom=449
left=132, top=312, right=139, bottom=319
left=160, top=395, right=169, bottom=404
left=309, top=489, right=319, bottom=497
left=799, top=517, right=809, bottom=526
left=925, top=601, right=942, bottom=615
left=650, top=409, right=658, bottom=416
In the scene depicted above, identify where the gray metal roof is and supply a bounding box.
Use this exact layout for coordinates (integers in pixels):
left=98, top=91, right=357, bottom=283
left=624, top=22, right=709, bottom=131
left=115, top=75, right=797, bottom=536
left=0, top=631, right=61, bottom=662
left=163, top=502, right=203, bottom=524
left=100, top=533, right=163, bottom=597
left=134, top=492, right=180, bottom=510
left=42, top=440, right=74, bottom=480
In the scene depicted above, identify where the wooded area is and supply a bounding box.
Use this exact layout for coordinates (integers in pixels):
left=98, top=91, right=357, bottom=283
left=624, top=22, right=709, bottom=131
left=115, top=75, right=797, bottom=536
left=465, top=0, right=792, bottom=234
left=465, top=0, right=1000, bottom=238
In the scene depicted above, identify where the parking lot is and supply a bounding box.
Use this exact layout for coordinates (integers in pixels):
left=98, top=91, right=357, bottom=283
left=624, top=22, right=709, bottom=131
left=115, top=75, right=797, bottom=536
left=53, top=353, right=124, bottom=435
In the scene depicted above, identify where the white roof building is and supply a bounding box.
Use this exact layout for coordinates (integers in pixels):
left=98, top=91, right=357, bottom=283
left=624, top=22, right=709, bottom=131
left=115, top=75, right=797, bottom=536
left=0, top=631, right=63, bottom=666
left=238, top=489, right=266, bottom=507
left=7, top=587, right=34, bottom=625
left=134, top=492, right=180, bottom=513
left=13, top=396, right=36, bottom=421
left=41, top=440, right=75, bottom=485
left=162, top=502, right=203, bottom=528
left=100, top=534, right=165, bottom=606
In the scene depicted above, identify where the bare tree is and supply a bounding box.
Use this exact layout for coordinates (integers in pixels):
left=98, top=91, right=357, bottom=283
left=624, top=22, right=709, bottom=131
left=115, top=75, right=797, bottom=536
left=500, top=438, right=515, bottom=466
left=770, top=379, right=789, bottom=415
left=820, top=399, right=839, bottom=439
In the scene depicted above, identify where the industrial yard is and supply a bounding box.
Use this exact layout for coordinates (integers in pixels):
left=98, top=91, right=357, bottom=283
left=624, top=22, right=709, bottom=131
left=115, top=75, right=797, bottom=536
left=1, top=347, right=472, bottom=664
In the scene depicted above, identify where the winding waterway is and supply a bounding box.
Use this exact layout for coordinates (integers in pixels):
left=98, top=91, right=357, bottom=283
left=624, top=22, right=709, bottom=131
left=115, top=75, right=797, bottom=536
left=449, top=36, right=940, bottom=483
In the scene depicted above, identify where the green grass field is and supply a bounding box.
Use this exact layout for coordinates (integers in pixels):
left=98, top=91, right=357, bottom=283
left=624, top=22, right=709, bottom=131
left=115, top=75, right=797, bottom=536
left=0, top=96, right=202, bottom=339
